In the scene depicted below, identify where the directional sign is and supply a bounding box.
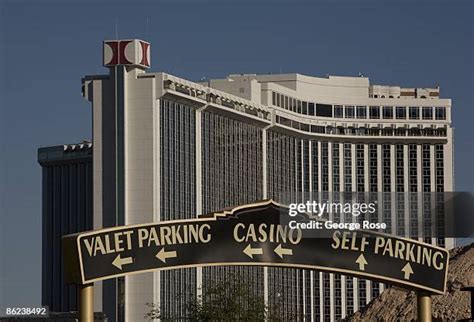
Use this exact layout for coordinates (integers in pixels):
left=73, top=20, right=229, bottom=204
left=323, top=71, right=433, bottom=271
left=62, top=200, right=449, bottom=294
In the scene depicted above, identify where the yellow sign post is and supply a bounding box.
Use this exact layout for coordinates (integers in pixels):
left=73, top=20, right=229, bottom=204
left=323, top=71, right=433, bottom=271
left=79, top=284, right=94, bottom=322
left=417, top=292, right=432, bottom=322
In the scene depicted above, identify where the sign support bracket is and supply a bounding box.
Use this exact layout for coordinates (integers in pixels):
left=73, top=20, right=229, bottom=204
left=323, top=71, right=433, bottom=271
left=79, top=283, right=94, bottom=322
left=416, top=291, right=432, bottom=322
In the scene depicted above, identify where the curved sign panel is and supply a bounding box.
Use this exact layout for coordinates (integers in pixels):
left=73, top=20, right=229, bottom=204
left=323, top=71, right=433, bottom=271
left=62, top=200, right=448, bottom=294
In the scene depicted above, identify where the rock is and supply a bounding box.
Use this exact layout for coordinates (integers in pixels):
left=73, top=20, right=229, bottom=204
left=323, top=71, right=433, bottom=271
left=344, top=243, right=474, bottom=321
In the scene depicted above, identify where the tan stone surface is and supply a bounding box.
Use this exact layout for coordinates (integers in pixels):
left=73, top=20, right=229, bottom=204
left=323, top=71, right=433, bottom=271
left=345, top=243, right=474, bottom=321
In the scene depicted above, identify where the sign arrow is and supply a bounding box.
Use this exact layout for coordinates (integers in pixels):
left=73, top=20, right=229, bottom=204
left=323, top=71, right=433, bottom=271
left=274, top=244, right=293, bottom=258
left=243, top=244, right=263, bottom=259
left=112, top=254, right=133, bottom=270
left=401, top=263, right=414, bottom=280
left=355, top=254, right=368, bottom=271
left=156, top=248, right=177, bottom=263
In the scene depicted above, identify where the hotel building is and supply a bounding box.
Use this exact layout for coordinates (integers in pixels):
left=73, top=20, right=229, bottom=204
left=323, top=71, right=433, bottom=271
left=41, top=39, right=454, bottom=321
left=38, top=142, right=93, bottom=313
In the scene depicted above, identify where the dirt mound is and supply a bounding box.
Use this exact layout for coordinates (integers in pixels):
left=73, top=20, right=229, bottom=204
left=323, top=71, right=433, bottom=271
left=345, top=243, right=474, bottom=321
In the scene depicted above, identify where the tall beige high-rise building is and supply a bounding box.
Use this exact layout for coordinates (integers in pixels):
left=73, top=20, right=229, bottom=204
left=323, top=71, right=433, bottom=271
left=80, top=39, right=454, bottom=321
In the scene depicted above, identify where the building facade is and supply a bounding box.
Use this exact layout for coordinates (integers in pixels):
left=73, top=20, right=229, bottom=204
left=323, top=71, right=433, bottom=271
left=38, top=143, right=93, bottom=313
left=79, top=39, right=454, bottom=321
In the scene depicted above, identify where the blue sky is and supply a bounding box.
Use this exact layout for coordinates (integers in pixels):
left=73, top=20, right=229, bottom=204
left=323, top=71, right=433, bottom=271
left=1, top=0, right=473, bottom=307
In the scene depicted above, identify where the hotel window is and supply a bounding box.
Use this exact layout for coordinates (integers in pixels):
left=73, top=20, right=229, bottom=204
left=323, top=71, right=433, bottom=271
left=272, top=92, right=276, bottom=105
left=316, top=104, right=333, bottom=117
left=334, top=105, right=343, bottom=118
left=297, top=100, right=302, bottom=114
left=284, top=96, right=289, bottom=110
left=423, top=128, right=434, bottom=136
left=422, top=107, right=433, bottom=120
left=322, top=142, right=329, bottom=191
left=436, top=128, right=447, bottom=136
left=369, top=106, right=380, bottom=119
left=313, top=273, right=320, bottom=320
left=308, top=102, right=315, bottom=115
left=345, top=127, right=356, bottom=135
left=311, top=140, right=319, bottom=193
left=333, top=143, right=340, bottom=192
left=369, top=144, right=378, bottom=192
left=304, top=141, right=310, bottom=191
left=422, top=144, right=431, bottom=242
left=435, top=144, right=445, bottom=246
left=396, top=145, right=404, bottom=192
left=359, top=280, right=367, bottom=311
left=345, top=106, right=355, bottom=118
left=356, top=106, right=367, bottom=119
left=382, top=144, right=391, bottom=192
left=335, top=276, right=342, bottom=319
left=372, top=283, right=380, bottom=300
left=396, top=107, right=406, bottom=119
left=409, top=106, right=419, bottom=119
left=382, top=144, right=392, bottom=233
left=355, top=127, right=367, bottom=136
left=381, top=128, right=393, bottom=136
left=302, top=101, right=308, bottom=115
left=408, top=128, right=421, bottom=136
left=368, top=128, right=380, bottom=136
left=291, top=120, right=300, bottom=130
left=344, top=143, right=352, bottom=193
left=422, top=144, right=431, bottom=192
left=435, top=144, right=444, bottom=192
left=409, top=144, right=418, bottom=238
left=397, top=195, right=405, bottom=236
left=356, top=144, right=365, bottom=192
left=346, top=278, right=354, bottom=315
left=278, top=116, right=291, bottom=127
left=384, top=195, right=392, bottom=234
left=296, top=141, right=302, bottom=194
left=395, top=128, right=406, bottom=136
left=435, top=107, right=446, bottom=120
left=323, top=273, right=331, bottom=321
left=311, top=125, right=326, bottom=133
left=383, top=106, right=393, bottom=119
left=304, top=272, right=312, bottom=321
